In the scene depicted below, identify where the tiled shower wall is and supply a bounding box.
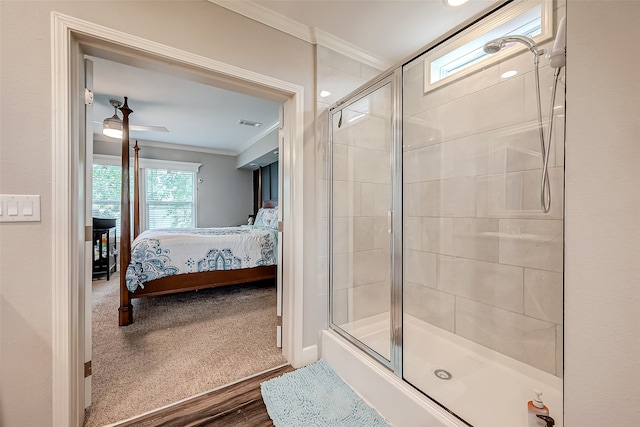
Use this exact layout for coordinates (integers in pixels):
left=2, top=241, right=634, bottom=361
left=402, top=17, right=565, bottom=376
left=331, top=111, right=392, bottom=325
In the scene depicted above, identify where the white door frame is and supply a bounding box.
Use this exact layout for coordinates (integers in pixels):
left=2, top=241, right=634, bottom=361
left=51, top=12, right=305, bottom=427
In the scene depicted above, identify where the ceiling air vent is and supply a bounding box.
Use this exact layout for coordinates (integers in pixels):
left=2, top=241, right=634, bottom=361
left=237, top=119, right=262, bottom=127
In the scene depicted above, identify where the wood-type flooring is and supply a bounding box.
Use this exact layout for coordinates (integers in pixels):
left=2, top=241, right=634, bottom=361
left=115, top=365, right=294, bottom=427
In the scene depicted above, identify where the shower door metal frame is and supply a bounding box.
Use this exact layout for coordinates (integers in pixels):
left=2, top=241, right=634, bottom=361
left=328, top=69, right=403, bottom=376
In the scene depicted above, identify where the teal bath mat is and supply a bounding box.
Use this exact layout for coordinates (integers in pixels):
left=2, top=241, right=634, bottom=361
left=260, top=360, right=392, bottom=427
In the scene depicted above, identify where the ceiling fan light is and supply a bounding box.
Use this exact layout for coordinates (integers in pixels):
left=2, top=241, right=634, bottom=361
left=443, top=0, right=469, bottom=6
left=102, top=114, right=123, bottom=138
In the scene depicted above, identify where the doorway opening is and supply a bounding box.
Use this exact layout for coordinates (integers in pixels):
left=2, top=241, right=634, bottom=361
left=52, top=12, right=305, bottom=427
left=85, top=53, right=286, bottom=424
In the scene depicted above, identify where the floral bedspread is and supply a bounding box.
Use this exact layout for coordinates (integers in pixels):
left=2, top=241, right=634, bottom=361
left=125, top=225, right=277, bottom=292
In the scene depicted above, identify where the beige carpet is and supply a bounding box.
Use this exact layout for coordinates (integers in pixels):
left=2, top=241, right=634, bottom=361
left=83, top=273, right=287, bottom=427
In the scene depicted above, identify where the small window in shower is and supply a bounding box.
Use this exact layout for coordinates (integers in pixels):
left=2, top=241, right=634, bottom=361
left=425, top=0, right=552, bottom=92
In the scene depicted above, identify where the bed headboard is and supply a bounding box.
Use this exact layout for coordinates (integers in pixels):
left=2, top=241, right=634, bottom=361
left=263, top=199, right=278, bottom=209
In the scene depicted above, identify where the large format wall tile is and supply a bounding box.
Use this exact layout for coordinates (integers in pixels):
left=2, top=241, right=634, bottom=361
left=422, top=217, right=455, bottom=255
left=360, top=182, right=391, bottom=217
left=437, top=255, right=524, bottom=313
left=332, top=253, right=353, bottom=291
left=441, top=177, right=477, bottom=217
left=351, top=145, right=391, bottom=184
left=488, top=121, right=553, bottom=174
left=404, top=142, right=443, bottom=183
left=424, top=76, right=525, bottom=142
left=404, top=282, right=455, bottom=333
left=353, top=281, right=391, bottom=320
left=353, top=249, right=389, bottom=286
left=499, top=219, right=563, bottom=272
left=455, top=298, right=556, bottom=374
left=524, top=63, right=565, bottom=123
left=403, top=116, right=443, bottom=150
left=353, top=216, right=376, bottom=251
left=476, top=167, right=564, bottom=220
left=332, top=216, right=353, bottom=254
left=452, top=218, right=499, bottom=262
left=404, top=249, right=437, bottom=288
left=524, top=268, right=563, bottom=324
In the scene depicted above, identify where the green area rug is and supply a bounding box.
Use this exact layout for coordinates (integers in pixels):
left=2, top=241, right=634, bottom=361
left=261, top=360, right=392, bottom=426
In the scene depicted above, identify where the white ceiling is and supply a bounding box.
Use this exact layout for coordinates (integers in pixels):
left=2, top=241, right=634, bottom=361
left=250, top=0, right=497, bottom=66
left=90, top=56, right=281, bottom=156
left=91, top=0, right=499, bottom=159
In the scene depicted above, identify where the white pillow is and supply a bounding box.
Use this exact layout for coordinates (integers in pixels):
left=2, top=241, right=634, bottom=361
left=254, top=208, right=275, bottom=228
left=268, top=209, right=279, bottom=229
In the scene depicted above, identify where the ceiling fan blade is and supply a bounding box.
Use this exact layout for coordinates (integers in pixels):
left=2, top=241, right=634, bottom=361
left=130, top=124, right=169, bottom=133
left=93, top=121, right=169, bottom=133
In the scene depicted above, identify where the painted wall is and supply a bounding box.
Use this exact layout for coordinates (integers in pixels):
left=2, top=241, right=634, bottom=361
left=93, top=139, right=253, bottom=228
left=236, top=128, right=279, bottom=169
left=0, top=1, right=314, bottom=426
left=564, top=0, right=640, bottom=425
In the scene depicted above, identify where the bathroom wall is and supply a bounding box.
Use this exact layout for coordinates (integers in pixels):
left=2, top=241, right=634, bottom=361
left=315, top=46, right=384, bottom=333
left=402, top=4, right=566, bottom=376
left=0, top=2, right=316, bottom=425
left=564, top=1, right=640, bottom=425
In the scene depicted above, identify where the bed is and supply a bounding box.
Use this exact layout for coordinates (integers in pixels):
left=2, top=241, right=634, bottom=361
left=116, top=98, right=278, bottom=325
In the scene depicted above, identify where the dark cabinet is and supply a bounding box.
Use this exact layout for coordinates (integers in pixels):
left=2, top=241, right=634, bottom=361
left=93, top=218, right=117, bottom=280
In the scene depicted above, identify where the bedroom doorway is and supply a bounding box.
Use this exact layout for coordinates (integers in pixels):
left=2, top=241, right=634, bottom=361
left=84, top=55, right=286, bottom=423
left=52, top=12, right=305, bottom=427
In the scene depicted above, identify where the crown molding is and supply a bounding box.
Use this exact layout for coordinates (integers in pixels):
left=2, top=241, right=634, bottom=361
left=93, top=134, right=237, bottom=156
left=208, top=0, right=390, bottom=71
left=136, top=139, right=238, bottom=156
left=312, top=27, right=390, bottom=71
left=209, top=0, right=312, bottom=42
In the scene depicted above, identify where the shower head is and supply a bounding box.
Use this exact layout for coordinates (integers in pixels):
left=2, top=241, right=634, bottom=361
left=483, top=40, right=504, bottom=54
left=483, top=35, right=542, bottom=56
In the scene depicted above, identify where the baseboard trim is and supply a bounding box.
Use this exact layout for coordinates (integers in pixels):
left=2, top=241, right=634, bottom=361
left=299, top=344, right=318, bottom=367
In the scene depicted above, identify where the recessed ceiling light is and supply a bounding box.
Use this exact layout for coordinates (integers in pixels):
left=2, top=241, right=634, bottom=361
left=443, top=0, right=469, bottom=6
left=501, top=70, right=518, bottom=79
left=320, top=90, right=331, bottom=98
left=238, top=119, right=262, bottom=127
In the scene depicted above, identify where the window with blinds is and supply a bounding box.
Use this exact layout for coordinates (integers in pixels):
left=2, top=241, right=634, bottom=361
left=145, top=168, right=195, bottom=229
left=93, top=156, right=199, bottom=234
left=92, top=164, right=132, bottom=237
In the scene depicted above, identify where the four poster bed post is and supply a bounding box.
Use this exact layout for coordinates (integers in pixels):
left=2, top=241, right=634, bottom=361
left=117, top=98, right=277, bottom=326
left=118, top=98, right=133, bottom=326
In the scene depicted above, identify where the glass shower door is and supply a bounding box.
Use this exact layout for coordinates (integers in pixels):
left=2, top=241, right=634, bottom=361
left=401, top=26, right=565, bottom=426
left=330, top=79, right=394, bottom=363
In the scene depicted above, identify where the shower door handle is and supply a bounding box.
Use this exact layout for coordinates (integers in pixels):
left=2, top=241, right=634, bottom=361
left=388, top=210, right=393, bottom=234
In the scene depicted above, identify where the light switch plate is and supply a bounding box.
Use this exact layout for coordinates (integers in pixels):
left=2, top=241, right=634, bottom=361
left=0, top=194, right=41, bottom=222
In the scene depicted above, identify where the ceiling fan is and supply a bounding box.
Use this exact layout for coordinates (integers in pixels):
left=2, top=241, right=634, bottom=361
left=100, top=99, right=169, bottom=138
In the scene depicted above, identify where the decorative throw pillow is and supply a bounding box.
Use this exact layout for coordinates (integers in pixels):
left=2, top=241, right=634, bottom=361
left=254, top=208, right=275, bottom=228
left=268, top=209, right=279, bottom=229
